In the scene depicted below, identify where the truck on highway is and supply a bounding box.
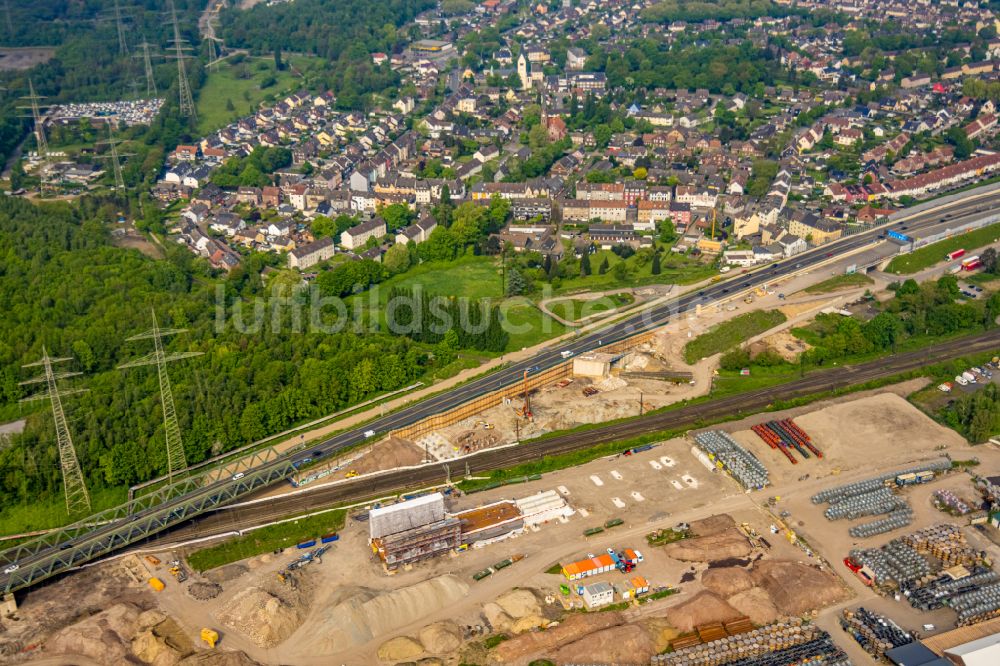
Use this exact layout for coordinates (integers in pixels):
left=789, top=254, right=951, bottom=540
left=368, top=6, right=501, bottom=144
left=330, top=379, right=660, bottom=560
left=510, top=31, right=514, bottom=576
left=560, top=350, right=574, bottom=359
left=947, top=249, right=966, bottom=261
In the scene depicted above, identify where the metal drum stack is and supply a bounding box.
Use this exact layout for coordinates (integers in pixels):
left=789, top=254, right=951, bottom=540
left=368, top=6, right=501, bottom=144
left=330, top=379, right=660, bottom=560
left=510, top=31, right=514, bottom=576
left=839, top=607, right=913, bottom=659
left=693, top=431, right=770, bottom=490
left=848, top=507, right=914, bottom=538
left=653, top=621, right=849, bottom=666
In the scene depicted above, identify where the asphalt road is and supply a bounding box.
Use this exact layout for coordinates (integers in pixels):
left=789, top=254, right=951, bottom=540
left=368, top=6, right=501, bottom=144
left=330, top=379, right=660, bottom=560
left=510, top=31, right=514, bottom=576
left=3, top=188, right=1000, bottom=593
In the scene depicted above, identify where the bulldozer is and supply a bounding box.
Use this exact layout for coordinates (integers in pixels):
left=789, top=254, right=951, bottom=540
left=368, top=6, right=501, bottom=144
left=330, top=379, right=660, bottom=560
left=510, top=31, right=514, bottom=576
left=200, top=628, right=219, bottom=649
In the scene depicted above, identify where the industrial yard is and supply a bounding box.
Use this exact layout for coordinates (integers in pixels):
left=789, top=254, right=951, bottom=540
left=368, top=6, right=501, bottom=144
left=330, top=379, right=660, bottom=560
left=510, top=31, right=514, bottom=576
left=5, top=380, right=1000, bottom=665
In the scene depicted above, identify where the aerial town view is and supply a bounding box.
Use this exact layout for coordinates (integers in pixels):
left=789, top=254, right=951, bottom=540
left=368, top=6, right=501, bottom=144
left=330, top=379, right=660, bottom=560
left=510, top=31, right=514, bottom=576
left=6, top=0, right=1000, bottom=665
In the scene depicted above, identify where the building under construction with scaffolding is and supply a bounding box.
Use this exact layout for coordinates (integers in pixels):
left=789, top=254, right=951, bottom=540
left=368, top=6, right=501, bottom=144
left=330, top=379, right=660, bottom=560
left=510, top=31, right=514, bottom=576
left=369, top=493, right=462, bottom=570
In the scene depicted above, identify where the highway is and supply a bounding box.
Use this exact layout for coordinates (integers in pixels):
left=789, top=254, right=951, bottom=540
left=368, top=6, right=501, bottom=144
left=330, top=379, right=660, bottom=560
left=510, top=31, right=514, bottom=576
left=3, top=187, right=1000, bottom=594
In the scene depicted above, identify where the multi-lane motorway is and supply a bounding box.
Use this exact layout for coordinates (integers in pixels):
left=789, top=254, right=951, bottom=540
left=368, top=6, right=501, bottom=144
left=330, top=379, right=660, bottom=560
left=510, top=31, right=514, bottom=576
left=3, top=188, right=1000, bottom=595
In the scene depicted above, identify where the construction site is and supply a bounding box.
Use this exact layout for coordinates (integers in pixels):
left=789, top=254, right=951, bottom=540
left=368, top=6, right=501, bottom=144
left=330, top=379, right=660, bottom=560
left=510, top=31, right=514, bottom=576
left=3, top=374, right=999, bottom=666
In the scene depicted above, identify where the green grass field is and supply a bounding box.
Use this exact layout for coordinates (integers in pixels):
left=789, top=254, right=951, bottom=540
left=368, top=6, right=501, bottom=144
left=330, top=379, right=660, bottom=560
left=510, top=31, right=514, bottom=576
left=502, top=298, right=568, bottom=351
left=196, top=56, right=309, bottom=135
left=683, top=310, right=787, bottom=364
left=803, top=272, right=874, bottom=294
left=548, top=292, right=634, bottom=322
left=885, top=222, right=1000, bottom=274
left=376, top=255, right=503, bottom=302
left=554, top=249, right=714, bottom=294
left=187, top=509, right=345, bottom=572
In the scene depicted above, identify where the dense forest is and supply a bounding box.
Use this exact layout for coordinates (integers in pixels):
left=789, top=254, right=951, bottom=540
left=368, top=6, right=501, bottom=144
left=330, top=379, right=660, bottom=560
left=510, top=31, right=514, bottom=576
left=0, top=195, right=455, bottom=510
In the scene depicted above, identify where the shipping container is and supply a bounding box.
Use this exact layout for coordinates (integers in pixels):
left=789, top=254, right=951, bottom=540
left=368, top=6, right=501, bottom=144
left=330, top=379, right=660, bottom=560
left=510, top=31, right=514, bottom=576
left=320, top=533, right=339, bottom=543
left=947, top=249, right=966, bottom=261
left=148, top=577, right=165, bottom=592
left=583, top=526, right=605, bottom=536
left=604, top=518, right=624, bottom=528
left=296, top=540, right=316, bottom=549
left=472, top=569, right=492, bottom=581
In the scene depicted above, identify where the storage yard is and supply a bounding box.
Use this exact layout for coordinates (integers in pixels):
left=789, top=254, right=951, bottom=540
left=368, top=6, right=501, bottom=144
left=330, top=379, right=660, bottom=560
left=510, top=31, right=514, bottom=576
left=5, top=382, right=1000, bottom=665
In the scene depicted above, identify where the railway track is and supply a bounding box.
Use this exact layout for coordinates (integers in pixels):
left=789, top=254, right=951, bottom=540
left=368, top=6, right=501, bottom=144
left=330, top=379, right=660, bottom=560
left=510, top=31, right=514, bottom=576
left=148, top=329, right=1000, bottom=546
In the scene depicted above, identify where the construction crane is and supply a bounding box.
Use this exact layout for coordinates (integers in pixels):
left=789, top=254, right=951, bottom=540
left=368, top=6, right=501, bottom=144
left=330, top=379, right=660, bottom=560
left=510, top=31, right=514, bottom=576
left=514, top=369, right=533, bottom=420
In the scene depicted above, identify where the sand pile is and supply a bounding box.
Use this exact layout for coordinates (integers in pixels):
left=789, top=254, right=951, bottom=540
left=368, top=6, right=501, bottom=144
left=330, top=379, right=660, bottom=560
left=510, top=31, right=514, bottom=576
left=378, top=636, right=424, bottom=661
left=701, top=567, right=753, bottom=597
left=302, top=575, right=469, bottom=652
left=418, top=622, right=463, bottom=654
left=552, top=624, right=657, bottom=664
left=493, top=613, right=625, bottom=663
left=495, top=589, right=541, bottom=618
left=44, top=602, right=144, bottom=664
left=663, top=528, right=751, bottom=562
left=218, top=587, right=302, bottom=648
left=750, top=560, right=848, bottom=615
left=688, top=514, right=737, bottom=537
left=728, top=588, right=780, bottom=625
left=662, top=592, right=742, bottom=633
left=597, top=376, right=628, bottom=391
left=132, top=614, right=195, bottom=665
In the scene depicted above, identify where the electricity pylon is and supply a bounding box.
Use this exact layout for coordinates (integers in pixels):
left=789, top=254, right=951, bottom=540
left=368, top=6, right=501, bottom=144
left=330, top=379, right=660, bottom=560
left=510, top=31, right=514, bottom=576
left=112, top=0, right=129, bottom=56
left=119, top=310, right=203, bottom=483
left=20, top=79, right=48, bottom=157
left=136, top=40, right=159, bottom=96
left=167, top=0, right=196, bottom=120
left=20, top=349, right=92, bottom=516
left=99, top=119, right=129, bottom=192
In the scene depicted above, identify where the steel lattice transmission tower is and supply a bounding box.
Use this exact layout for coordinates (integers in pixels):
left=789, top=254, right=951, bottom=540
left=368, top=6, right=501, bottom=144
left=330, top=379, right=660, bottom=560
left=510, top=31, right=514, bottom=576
left=167, top=0, right=196, bottom=120
left=100, top=120, right=127, bottom=192
left=20, top=349, right=92, bottom=516
left=112, top=0, right=129, bottom=56
left=119, top=310, right=203, bottom=482
left=21, top=79, right=48, bottom=157
left=137, top=40, right=159, bottom=96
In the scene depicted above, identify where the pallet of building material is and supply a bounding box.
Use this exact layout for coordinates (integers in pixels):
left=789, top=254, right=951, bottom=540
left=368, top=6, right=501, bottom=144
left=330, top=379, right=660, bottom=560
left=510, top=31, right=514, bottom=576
left=724, top=617, right=754, bottom=634
left=670, top=633, right=702, bottom=650
left=696, top=622, right=727, bottom=642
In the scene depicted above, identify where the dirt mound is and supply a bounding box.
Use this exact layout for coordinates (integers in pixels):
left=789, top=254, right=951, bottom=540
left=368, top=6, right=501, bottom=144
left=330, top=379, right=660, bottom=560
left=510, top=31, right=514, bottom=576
left=495, top=588, right=541, bottom=619
left=511, top=614, right=547, bottom=634
left=301, top=575, right=469, bottom=653
left=493, top=612, right=625, bottom=663
left=552, top=624, right=657, bottom=664
left=728, top=587, right=780, bottom=625
left=750, top=560, right=848, bottom=615
left=44, top=602, right=142, bottom=664
left=701, top=567, right=753, bottom=597
left=418, top=622, right=462, bottom=654
left=664, top=528, right=751, bottom=562
left=217, top=587, right=302, bottom=648
left=378, top=635, right=424, bottom=661
left=132, top=616, right=195, bottom=665
left=688, top=514, right=736, bottom=537
left=189, top=582, right=223, bottom=600
left=662, top=592, right=742, bottom=634
left=482, top=602, right=514, bottom=633
left=204, top=564, right=248, bottom=585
